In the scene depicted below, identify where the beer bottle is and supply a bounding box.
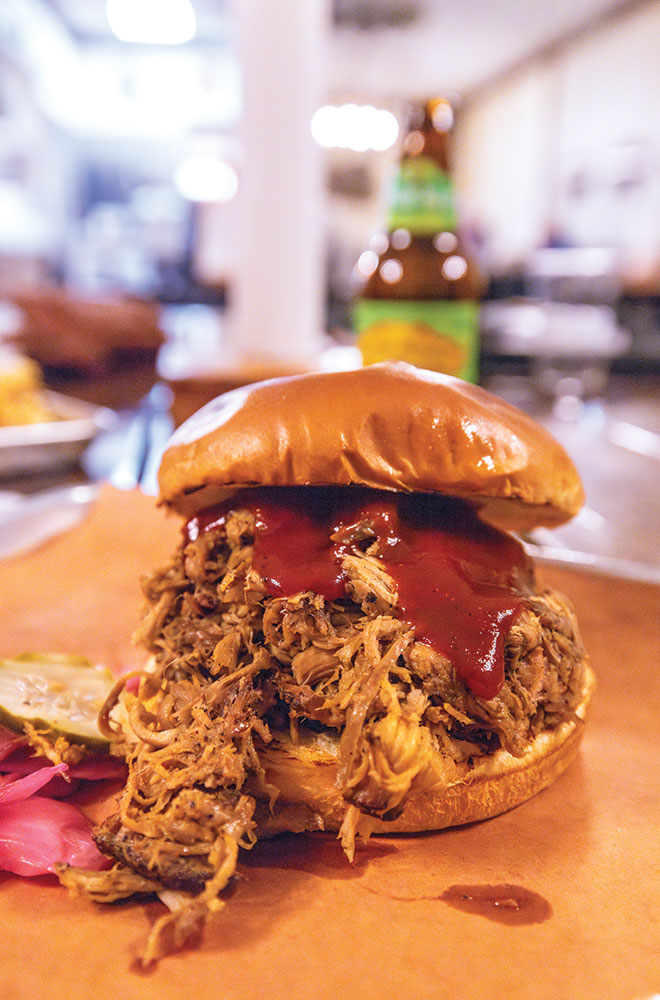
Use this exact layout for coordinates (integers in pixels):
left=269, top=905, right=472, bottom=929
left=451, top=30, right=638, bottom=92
left=352, top=97, right=481, bottom=381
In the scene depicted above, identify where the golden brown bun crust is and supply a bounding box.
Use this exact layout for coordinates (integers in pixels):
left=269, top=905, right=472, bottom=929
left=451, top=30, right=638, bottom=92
left=159, top=362, right=584, bottom=530
left=257, top=663, right=594, bottom=836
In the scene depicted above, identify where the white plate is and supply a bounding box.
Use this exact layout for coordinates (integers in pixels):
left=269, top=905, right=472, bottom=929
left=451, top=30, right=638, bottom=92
left=0, top=391, right=116, bottom=477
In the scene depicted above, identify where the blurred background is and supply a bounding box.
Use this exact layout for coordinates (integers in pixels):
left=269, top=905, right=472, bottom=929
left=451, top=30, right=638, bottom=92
left=1, top=0, right=659, bottom=575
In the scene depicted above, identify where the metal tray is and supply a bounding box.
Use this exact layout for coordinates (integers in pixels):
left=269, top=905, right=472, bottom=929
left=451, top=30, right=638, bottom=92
left=0, top=391, right=116, bottom=478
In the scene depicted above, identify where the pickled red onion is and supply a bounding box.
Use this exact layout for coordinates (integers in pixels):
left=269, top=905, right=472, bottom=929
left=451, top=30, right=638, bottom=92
left=0, top=796, right=109, bottom=875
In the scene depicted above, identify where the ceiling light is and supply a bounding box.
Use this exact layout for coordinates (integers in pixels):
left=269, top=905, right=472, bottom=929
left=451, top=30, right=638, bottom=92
left=174, top=157, right=238, bottom=203
left=311, top=104, right=398, bottom=152
left=106, top=0, right=196, bottom=45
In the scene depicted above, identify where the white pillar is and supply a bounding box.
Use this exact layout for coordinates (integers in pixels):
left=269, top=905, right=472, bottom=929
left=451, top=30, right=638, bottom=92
left=228, top=0, right=329, bottom=370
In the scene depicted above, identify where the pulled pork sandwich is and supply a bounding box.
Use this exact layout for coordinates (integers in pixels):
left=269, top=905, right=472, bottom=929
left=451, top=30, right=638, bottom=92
left=59, top=362, right=593, bottom=962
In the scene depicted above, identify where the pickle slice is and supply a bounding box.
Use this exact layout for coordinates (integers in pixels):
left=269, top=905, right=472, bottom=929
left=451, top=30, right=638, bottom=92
left=0, top=653, right=114, bottom=749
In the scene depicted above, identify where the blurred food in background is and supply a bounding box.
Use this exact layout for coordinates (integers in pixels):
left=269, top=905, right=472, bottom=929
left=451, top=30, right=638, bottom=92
left=0, top=351, right=57, bottom=426
left=0, top=390, right=115, bottom=481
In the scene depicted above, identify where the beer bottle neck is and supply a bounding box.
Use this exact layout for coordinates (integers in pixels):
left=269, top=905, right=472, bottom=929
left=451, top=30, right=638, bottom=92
left=386, top=154, right=457, bottom=235
left=401, top=129, right=450, bottom=171
left=386, top=100, right=457, bottom=235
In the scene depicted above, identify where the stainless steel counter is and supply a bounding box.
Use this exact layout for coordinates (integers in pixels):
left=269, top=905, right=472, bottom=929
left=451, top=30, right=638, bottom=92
left=484, top=373, right=660, bottom=579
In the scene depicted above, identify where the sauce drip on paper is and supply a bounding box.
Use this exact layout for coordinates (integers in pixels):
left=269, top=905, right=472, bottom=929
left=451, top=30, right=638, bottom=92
left=361, top=881, right=552, bottom=925
left=187, top=487, right=531, bottom=700
left=440, top=883, right=553, bottom=925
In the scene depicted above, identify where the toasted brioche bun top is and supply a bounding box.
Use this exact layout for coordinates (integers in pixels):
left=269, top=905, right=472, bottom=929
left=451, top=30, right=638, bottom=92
left=159, top=362, right=584, bottom=531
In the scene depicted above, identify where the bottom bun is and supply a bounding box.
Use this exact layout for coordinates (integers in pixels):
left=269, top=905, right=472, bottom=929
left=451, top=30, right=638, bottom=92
left=257, top=663, right=595, bottom=836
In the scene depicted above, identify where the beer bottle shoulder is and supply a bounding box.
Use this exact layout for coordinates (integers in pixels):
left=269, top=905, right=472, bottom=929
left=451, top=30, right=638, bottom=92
left=358, top=231, right=482, bottom=301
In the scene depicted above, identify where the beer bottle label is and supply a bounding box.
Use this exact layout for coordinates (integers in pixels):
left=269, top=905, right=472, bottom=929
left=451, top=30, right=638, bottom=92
left=387, top=156, right=457, bottom=234
left=352, top=298, right=479, bottom=383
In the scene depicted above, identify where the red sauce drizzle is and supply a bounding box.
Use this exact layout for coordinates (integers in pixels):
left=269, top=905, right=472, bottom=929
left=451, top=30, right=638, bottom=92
left=187, top=487, right=532, bottom=700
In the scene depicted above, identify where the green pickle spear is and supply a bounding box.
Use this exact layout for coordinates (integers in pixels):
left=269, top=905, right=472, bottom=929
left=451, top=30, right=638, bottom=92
left=0, top=653, right=114, bottom=750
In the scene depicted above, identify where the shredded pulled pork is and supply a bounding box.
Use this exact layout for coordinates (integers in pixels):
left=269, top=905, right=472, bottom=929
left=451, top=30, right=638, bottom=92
left=57, top=505, right=586, bottom=963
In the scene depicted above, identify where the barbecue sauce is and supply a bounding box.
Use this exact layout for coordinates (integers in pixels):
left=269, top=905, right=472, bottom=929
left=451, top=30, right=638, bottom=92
left=440, top=884, right=552, bottom=925
left=186, top=487, right=531, bottom=700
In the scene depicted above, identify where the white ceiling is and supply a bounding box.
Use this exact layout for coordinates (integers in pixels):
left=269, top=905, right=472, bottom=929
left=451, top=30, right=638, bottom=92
left=330, top=0, right=644, bottom=100
left=48, top=0, right=643, bottom=101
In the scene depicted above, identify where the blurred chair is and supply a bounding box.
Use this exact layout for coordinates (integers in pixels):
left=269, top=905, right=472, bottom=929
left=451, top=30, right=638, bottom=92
left=8, top=287, right=164, bottom=376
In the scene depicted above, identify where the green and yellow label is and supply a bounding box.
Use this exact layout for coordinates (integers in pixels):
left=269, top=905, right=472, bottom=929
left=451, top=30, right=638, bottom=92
left=387, top=156, right=457, bottom=234
left=353, top=299, right=479, bottom=383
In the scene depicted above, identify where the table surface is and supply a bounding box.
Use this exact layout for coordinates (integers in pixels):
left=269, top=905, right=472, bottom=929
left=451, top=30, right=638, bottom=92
left=1, top=487, right=659, bottom=1000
